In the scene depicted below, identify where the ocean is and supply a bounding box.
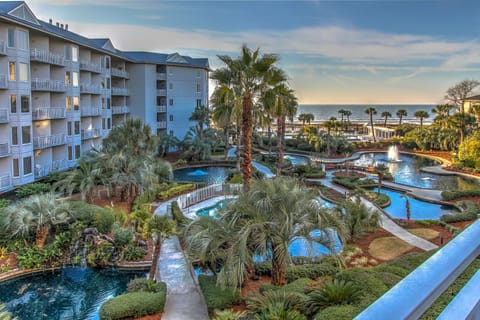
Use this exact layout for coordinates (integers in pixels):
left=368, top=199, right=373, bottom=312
left=296, top=105, right=435, bottom=122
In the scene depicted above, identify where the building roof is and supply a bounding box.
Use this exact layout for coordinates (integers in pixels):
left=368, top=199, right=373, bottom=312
left=0, top=1, right=209, bottom=69
left=465, top=95, right=480, bottom=101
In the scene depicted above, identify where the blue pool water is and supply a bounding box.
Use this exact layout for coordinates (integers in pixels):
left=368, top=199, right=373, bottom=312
left=0, top=268, right=146, bottom=320
left=374, top=188, right=458, bottom=220
left=173, top=166, right=232, bottom=185
left=284, top=154, right=310, bottom=166
left=353, top=153, right=480, bottom=190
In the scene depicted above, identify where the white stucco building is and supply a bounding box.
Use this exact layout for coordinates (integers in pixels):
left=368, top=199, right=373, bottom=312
left=0, top=1, right=209, bottom=192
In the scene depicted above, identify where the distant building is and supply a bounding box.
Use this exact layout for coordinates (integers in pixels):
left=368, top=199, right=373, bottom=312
left=0, top=1, right=209, bottom=192
left=463, top=95, right=480, bottom=113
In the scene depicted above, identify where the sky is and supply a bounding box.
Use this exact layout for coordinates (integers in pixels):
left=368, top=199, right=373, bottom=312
left=26, top=0, right=480, bottom=104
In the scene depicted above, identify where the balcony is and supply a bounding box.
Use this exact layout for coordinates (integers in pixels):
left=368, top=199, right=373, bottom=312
left=0, top=142, right=10, bottom=158
left=157, top=89, right=167, bottom=96
left=80, top=83, right=101, bottom=94
left=0, top=108, right=8, bottom=123
left=156, top=73, right=166, bottom=80
left=0, top=40, right=6, bottom=55
left=30, top=48, right=65, bottom=66
left=32, top=107, right=66, bottom=120
left=34, top=159, right=77, bottom=178
left=157, top=121, right=167, bottom=129
left=111, top=87, right=129, bottom=96
left=112, top=105, right=129, bottom=114
left=33, top=134, right=67, bottom=149
left=80, top=60, right=102, bottom=73
left=81, top=107, right=101, bottom=117
left=31, top=79, right=66, bottom=92
left=111, top=68, right=129, bottom=78
left=0, top=74, right=8, bottom=89
left=0, top=174, right=11, bottom=191
left=81, top=128, right=102, bottom=140
left=156, top=105, right=167, bottom=113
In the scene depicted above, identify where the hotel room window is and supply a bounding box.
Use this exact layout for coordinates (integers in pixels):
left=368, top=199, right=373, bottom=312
left=9, top=62, right=15, bottom=81
left=169, top=114, right=173, bottom=121
left=74, top=121, right=80, bottom=135
left=102, top=118, right=106, bottom=130
left=68, top=146, right=73, bottom=160
left=11, top=127, right=18, bottom=145
left=107, top=118, right=111, bottom=129
left=10, top=95, right=17, bottom=113
left=169, top=98, right=173, bottom=106
left=17, top=30, right=28, bottom=50
left=23, top=156, right=32, bottom=175
left=196, top=99, right=201, bottom=107
left=19, top=63, right=28, bottom=81
left=75, top=145, right=81, bottom=159
left=72, top=46, right=79, bottom=62
left=67, top=122, right=72, bottom=135
left=65, top=72, right=71, bottom=86
left=21, top=96, right=29, bottom=113
left=196, top=84, right=201, bottom=93
left=73, top=96, right=79, bottom=110
left=7, top=28, right=15, bottom=47
left=21, top=126, right=31, bottom=144
left=169, top=83, right=173, bottom=90
left=66, top=96, right=72, bottom=110
left=12, top=159, right=19, bottom=177
left=73, top=72, right=79, bottom=87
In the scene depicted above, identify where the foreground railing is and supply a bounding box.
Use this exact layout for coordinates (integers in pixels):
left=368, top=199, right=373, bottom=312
left=176, top=183, right=242, bottom=209
left=355, top=219, right=480, bottom=320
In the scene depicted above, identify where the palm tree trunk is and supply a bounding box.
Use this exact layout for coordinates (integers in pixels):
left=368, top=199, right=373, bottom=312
left=149, top=238, right=162, bottom=280
left=276, top=117, right=285, bottom=176
left=36, top=225, right=49, bottom=250
left=236, top=125, right=241, bottom=171
left=267, top=122, right=272, bottom=156
left=370, top=115, right=376, bottom=142
left=271, top=250, right=286, bottom=286
left=224, top=127, right=229, bottom=160
left=242, top=94, right=253, bottom=191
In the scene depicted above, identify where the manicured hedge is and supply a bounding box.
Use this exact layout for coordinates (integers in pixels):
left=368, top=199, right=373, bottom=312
left=99, top=291, right=166, bottom=320
left=260, top=278, right=313, bottom=294
left=314, top=305, right=361, bottom=320
left=254, top=261, right=338, bottom=282
left=16, top=182, right=51, bottom=198
left=158, top=183, right=195, bottom=200
left=440, top=210, right=478, bottom=223
left=198, top=275, right=240, bottom=311
left=441, top=189, right=480, bottom=201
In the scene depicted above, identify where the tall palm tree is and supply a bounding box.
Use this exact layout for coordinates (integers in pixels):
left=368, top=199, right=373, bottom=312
left=339, top=198, right=380, bottom=241
left=3, top=193, right=73, bottom=249
left=158, top=132, right=180, bottom=157
left=185, top=177, right=346, bottom=288
left=216, top=45, right=286, bottom=190
left=414, top=110, right=429, bottom=127
left=343, top=110, right=352, bottom=131
left=189, top=105, right=210, bottom=139
left=365, top=107, right=377, bottom=142
left=396, top=109, right=407, bottom=125
left=338, top=109, right=346, bottom=123
left=148, top=215, right=176, bottom=280
left=381, top=111, right=392, bottom=127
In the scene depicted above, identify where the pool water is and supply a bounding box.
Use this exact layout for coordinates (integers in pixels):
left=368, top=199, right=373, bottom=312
left=374, top=188, right=458, bottom=220
left=173, top=166, right=232, bottom=185
left=353, top=153, right=480, bottom=190
left=0, top=267, right=146, bottom=320
left=284, top=154, right=310, bottom=166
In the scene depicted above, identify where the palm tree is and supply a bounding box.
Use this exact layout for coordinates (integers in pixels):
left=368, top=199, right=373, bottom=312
left=216, top=45, right=286, bottom=190
left=365, top=107, right=377, bottom=142
left=374, top=164, right=389, bottom=195
left=339, top=198, right=380, bottom=241
left=3, top=193, right=73, bottom=249
left=148, top=215, right=176, bottom=280
left=396, top=109, right=407, bottom=125
left=338, top=109, right=347, bottom=123
left=189, top=104, right=210, bottom=139
left=381, top=111, right=392, bottom=127
left=344, top=110, right=352, bottom=131
left=414, top=110, right=429, bottom=127
left=158, top=132, right=179, bottom=158
left=185, top=177, right=346, bottom=288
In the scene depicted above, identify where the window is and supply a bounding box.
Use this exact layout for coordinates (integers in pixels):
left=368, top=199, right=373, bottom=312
left=11, top=127, right=18, bottom=145
left=196, top=70, right=201, bottom=77
left=17, top=30, right=28, bottom=50
left=196, top=99, right=202, bottom=108
left=72, top=72, right=79, bottom=87
left=102, top=118, right=106, bottom=130
left=169, top=130, right=174, bottom=136
left=23, top=156, right=32, bottom=175
left=73, top=96, right=79, bottom=110
left=74, top=121, right=80, bottom=135
left=21, top=95, right=29, bottom=113
left=72, top=46, right=78, bottom=62
left=67, top=122, right=72, bottom=135
left=68, top=146, right=73, bottom=160
left=106, top=78, right=110, bottom=89
left=66, top=96, right=71, bottom=111
left=65, top=72, right=71, bottom=86
left=169, top=98, right=173, bottom=106
left=21, top=126, right=31, bottom=144
left=107, top=98, right=111, bottom=109
left=105, top=56, right=110, bottom=69
left=64, top=45, right=71, bottom=60
left=75, top=145, right=81, bottom=159
left=7, top=28, right=15, bottom=47
left=169, top=114, right=173, bottom=121
left=107, top=118, right=111, bottom=129
left=64, top=45, right=79, bottom=62
left=10, top=95, right=17, bottom=113
left=13, top=158, right=19, bottom=177
left=196, top=84, right=201, bottom=93
left=19, top=63, right=28, bottom=81
left=9, top=62, right=15, bottom=81
left=169, top=83, right=173, bottom=90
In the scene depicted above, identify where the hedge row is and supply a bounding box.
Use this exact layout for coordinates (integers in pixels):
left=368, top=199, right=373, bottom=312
left=158, top=183, right=195, bottom=201
left=99, top=291, right=166, bottom=320
left=198, top=275, right=240, bottom=311
left=254, top=261, right=338, bottom=282
left=441, top=189, right=480, bottom=201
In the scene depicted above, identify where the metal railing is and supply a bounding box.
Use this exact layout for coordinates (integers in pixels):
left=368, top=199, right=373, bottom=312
left=81, top=128, right=102, bottom=140
left=176, top=184, right=242, bottom=209
left=80, top=107, right=101, bottom=117
left=0, top=74, right=8, bottom=89
left=33, top=134, right=67, bottom=149
left=32, top=107, right=66, bottom=120
left=157, top=121, right=167, bottom=129
left=111, top=68, right=129, bottom=78
left=30, top=48, right=65, bottom=66
left=34, top=159, right=77, bottom=178
left=157, top=89, right=167, bottom=96
left=80, top=83, right=101, bottom=94
left=112, top=105, right=130, bottom=114
left=156, top=73, right=166, bottom=80
left=31, top=79, right=66, bottom=92
left=80, top=60, right=102, bottom=73
left=0, top=142, right=10, bottom=157
left=0, top=40, right=6, bottom=55
left=0, top=174, right=11, bottom=191
left=111, top=87, right=129, bottom=96
left=156, top=105, right=167, bottom=113
left=0, top=108, right=8, bottom=122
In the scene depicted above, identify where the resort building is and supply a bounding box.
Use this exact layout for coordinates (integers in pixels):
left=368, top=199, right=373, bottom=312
left=0, top=1, right=209, bottom=192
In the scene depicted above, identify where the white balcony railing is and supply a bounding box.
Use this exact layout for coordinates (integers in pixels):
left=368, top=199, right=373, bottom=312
left=34, top=159, right=77, bottom=178
left=0, top=142, right=10, bottom=157
left=31, top=79, right=66, bottom=92
left=32, top=107, right=66, bottom=120
left=80, top=83, right=101, bottom=94
left=157, top=89, right=167, bottom=96
left=157, top=121, right=167, bottom=129
left=111, top=68, right=129, bottom=78
left=112, top=105, right=129, bottom=114
left=80, top=107, right=101, bottom=117
left=0, top=174, right=11, bottom=191
left=80, top=60, right=102, bottom=73
left=156, top=73, right=166, bottom=80
left=33, top=134, right=67, bottom=149
left=30, top=48, right=65, bottom=66
left=81, top=128, right=103, bottom=140
left=0, top=40, right=6, bottom=55
left=111, top=87, right=129, bottom=96
left=0, top=108, right=8, bottom=122
left=0, top=74, right=7, bottom=89
left=156, top=105, right=167, bottom=113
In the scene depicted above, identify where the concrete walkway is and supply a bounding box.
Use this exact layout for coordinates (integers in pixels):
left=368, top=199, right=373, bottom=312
left=320, top=179, right=438, bottom=251
left=154, top=202, right=209, bottom=320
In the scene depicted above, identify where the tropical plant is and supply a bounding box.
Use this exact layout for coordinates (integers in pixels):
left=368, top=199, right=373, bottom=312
left=189, top=104, right=210, bottom=139
left=374, top=164, right=389, bottom=194
left=414, top=110, right=429, bottom=127
left=147, top=215, right=176, bottom=280
left=212, top=310, right=247, bottom=320
left=158, top=132, right=179, bottom=157
left=303, top=279, right=360, bottom=316
left=339, top=198, right=380, bottom=241
left=381, top=111, right=392, bottom=127
left=396, top=109, right=407, bottom=125
left=365, top=107, right=377, bottom=142
left=457, top=132, right=480, bottom=169
left=246, top=289, right=305, bottom=315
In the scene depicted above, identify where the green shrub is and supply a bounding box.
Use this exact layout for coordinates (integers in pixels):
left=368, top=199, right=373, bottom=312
left=158, top=183, right=195, bottom=200
left=16, top=183, right=51, bottom=198
left=127, top=278, right=165, bottom=293
left=303, top=172, right=326, bottom=179
left=99, top=291, right=166, bottom=320
left=441, top=189, right=480, bottom=201
left=0, top=199, right=9, bottom=209
left=382, top=252, right=433, bottom=272
left=255, top=261, right=272, bottom=276
left=228, top=174, right=243, bottom=184
left=113, top=227, right=134, bottom=248
left=335, top=269, right=388, bottom=307
left=198, top=275, right=240, bottom=311
left=171, top=201, right=191, bottom=226
left=286, top=263, right=338, bottom=282
left=440, top=203, right=478, bottom=223
left=93, top=208, right=117, bottom=234
left=373, top=193, right=390, bottom=207
left=123, top=245, right=147, bottom=261
left=314, top=304, right=361, bottom=320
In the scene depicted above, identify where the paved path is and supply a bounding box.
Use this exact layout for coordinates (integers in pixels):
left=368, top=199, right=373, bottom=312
left=320, top=179, right=438, bottom=251
left=154, top=202, right=209, bottom=320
